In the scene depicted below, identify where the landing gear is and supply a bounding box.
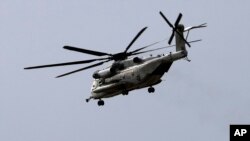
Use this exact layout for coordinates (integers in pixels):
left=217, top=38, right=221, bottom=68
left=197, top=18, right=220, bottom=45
left=148, top=87, right=155, bottom=93
left=86, top=97, right=104, bottom=106
left=122, top=90, right=129, bottom=95
left=86, top=97, right=92, bottom=103
left=97, top=99, right=105, bottom=106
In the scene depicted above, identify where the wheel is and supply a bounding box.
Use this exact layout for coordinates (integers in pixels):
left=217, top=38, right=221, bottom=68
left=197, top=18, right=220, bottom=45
left=86, top=99, right=89, bottom=103
left=151, top=87, right=155, bottom=93
left=148, top=87, right=155, bottom=93
left=97, top=99, right=104, bottom=106
left=122, top=90, right=128, bottom=95
left=148, top=87, right=151, bottom=93
left=86, top=97, right=92, bottom=103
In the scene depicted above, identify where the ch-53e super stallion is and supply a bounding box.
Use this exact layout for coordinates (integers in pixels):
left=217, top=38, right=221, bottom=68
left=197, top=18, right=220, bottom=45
left=25, top=11, right=206, bottom=106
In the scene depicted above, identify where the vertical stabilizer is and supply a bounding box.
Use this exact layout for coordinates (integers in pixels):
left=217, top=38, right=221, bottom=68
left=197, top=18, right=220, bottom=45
left=175, top=24, right=186, bottom=51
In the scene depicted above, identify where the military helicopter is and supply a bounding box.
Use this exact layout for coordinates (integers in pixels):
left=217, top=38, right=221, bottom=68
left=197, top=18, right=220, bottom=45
left=24, top=11, right=206, bottom=106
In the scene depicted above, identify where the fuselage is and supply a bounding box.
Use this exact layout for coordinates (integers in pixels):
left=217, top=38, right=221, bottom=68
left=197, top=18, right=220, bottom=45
left=90, top=50, right=187, bottom=99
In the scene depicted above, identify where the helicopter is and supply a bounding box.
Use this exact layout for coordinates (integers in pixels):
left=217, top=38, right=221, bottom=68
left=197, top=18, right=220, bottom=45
left=24, top=11, right=206, bottom=106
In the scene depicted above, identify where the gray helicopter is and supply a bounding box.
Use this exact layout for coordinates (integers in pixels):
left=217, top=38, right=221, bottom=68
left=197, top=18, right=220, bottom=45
left=25, top=11, right=206, bottom=106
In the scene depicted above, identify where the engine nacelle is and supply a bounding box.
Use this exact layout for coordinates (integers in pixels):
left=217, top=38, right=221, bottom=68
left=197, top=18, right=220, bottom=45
left=92, top=62, right=125, bottom=79
left=110, top=62, right=124, bottom=73
left=133, top=57, right=143, bottom=63
left=92, top=69, right=112, bottom=79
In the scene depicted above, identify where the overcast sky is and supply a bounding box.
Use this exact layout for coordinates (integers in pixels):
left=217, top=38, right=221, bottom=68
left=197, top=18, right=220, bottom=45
left=1, top=0, right=250, bottom=141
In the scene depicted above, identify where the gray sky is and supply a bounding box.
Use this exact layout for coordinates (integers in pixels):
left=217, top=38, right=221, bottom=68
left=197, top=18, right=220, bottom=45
left=1, top=0, right=250, bottom=141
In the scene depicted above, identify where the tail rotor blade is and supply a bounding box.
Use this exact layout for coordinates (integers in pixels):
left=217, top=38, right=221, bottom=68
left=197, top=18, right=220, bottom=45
left=160, top=11, right=191, bottom=47
left=159, top=11, right=174, bottom=28
left=168, top=30, right=175, bottom=45
left=174, top=13, right=182, bottom=27
left=175, top=31, right=191, bottom=47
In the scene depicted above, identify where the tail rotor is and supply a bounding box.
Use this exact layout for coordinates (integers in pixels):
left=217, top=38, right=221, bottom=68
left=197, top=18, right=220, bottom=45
left=159, top=11, right=191, bottom=47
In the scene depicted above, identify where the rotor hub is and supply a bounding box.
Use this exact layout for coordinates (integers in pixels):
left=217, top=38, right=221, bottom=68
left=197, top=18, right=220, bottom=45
left=177, top=24, right=185, bottom=32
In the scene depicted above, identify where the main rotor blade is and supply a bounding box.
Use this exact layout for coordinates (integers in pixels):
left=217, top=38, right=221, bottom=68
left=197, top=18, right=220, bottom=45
left=131, top=45, right=175, bottom=56
left=124, top=27, right=147, bottom=53
left=24, top=58, right=108, bottom=69
left=184, top=23, right=207, bottom=31
left=56, top=60, right=109, bottom=78
left=159, top=11, right=174, bottom=28
left=168, top=30, right=175, bottom=45
left=63, top=46, right=111, bottom=56
left=129, top=38, right=167, bottom=54
left=174, top=13, right=182, bottom=27
left=187, top=39, right=202, bottom=44
left=131, top=39, right=202, bottom=55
